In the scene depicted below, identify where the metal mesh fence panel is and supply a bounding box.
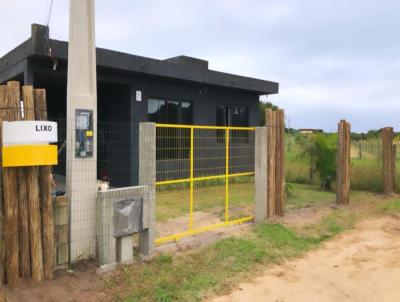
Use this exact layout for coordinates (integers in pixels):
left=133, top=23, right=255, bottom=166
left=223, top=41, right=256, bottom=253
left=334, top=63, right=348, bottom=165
left=49, top=118, right=146, bottom=263
left=350, top=136, right=383, bottom=192
left=154, top=124, right=255, bottom=245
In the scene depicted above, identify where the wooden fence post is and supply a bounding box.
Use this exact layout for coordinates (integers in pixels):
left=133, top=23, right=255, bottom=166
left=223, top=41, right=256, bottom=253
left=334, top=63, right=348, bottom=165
left=24, top=86, right=44, bottom=282
left=393, top=145, right=397, bottom=189
left=34, top=89, right=54, bottom=279
left=275, top=109, right=285, bottom=216
left=3, top=82, right=21, bottom=287
left=382, top=127, right=395, bottom=194
left=265, top=108, right=285, bottom=217
left=18, top=86, right=31, bottom=278
left=336, top=120, right=351, bottom=205
left=0, top=85, right=6, bottom=286
left=266, top=109, right=276, bottom=217
left=0, top=83, right=53, bottom=286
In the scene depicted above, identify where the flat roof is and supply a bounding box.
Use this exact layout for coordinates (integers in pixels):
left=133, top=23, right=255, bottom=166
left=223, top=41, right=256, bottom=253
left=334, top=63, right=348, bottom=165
left=0, top=24, right=279, bottom=95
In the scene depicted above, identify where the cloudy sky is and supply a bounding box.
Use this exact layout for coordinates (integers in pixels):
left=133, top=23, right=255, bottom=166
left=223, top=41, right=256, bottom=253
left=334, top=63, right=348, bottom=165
left=1, top=0, right=399, bottom=132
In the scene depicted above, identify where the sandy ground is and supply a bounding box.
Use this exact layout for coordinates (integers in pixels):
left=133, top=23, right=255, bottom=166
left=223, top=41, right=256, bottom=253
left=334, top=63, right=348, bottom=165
left=210, top=215, right=400, bottom=302
left=0, top=263, right=108, bottom=302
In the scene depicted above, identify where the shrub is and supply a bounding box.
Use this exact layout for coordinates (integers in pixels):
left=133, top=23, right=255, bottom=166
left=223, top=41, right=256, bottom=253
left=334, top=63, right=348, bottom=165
left=298, top=134, right=337, bottom=190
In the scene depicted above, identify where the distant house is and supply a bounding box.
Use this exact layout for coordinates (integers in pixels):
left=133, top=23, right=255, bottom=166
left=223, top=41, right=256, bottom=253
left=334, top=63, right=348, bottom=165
left=298, top=128, right=324, bottom=134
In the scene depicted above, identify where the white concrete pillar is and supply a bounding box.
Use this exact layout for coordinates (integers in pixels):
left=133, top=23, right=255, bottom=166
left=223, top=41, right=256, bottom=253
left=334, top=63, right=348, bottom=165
left=255, top=127, right=268, bottom=222
left=138, top=123, right=156, bottom=256
left=66, top=0, right=98, bottom=261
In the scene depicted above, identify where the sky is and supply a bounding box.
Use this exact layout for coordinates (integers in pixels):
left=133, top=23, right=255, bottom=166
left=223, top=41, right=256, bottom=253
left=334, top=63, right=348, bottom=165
left=1, top=0, right=399, bottom=132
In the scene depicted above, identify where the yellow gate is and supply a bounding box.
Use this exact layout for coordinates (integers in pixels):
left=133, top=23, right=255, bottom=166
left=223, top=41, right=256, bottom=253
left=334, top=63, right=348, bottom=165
left=155, top=124, right=255, bottom=245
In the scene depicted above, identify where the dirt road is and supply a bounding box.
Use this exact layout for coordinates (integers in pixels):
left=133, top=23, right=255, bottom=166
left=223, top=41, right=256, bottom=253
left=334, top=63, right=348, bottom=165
left=211, top=215, right=400, bottom=302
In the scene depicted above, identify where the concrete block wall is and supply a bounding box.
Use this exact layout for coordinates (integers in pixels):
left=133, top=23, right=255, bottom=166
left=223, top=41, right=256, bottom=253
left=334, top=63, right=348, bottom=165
left=96, top=185, right=150, bottom=266
left=53, top=196, right=69, bottom=269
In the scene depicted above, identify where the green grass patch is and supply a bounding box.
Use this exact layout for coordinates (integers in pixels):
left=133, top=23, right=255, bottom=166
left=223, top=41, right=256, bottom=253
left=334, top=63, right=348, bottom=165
left=285, top=183, right=335, bottom=211
left=302, top=210, right=357, bottom=239
left=156, top=176, right=254, bottom=222
left=379, top=198, right=400, bottom=213
left=350, top=158, right=384, bottom=192
left=106, top=207, right=364, bottom=302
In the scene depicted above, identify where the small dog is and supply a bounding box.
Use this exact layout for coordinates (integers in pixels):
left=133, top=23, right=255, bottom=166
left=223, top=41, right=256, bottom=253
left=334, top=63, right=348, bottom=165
left=96, top=180, right=110, bottom=192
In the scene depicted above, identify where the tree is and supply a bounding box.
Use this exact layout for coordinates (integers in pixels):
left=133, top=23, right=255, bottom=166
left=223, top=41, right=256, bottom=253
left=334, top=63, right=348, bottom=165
left=259, top=101, right=278, bottom=126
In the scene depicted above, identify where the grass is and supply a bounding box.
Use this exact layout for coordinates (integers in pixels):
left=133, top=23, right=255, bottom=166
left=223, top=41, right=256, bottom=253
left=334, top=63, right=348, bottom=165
left=156, top=176, right=254, bottom=222
left=379, top=198, right=400, bottom=213
left=350, top=157, right=384, bottom=192
left=138, top=139, right=399, bottom=301
left=104, top=190, right=399, bottom=302
left=286, top=183, right=335, bottom=210
left=109, top=224, right=324, bottom=302
left=285, top=141, right=400, bottom=193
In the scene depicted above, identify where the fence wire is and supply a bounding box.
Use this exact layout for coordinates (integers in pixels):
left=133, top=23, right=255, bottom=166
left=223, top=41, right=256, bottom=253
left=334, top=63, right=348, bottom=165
left=154, top=124, right=255, bottom=245
left=350, top=137, right=383, bottom=192
left=49, top=118, right=136, bottom=262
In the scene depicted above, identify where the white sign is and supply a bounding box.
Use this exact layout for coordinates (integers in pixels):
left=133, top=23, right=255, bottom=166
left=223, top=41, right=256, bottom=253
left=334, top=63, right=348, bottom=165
left=3, top=121, right=58, bottom=145
left=136, top=90, right=142, bottom=102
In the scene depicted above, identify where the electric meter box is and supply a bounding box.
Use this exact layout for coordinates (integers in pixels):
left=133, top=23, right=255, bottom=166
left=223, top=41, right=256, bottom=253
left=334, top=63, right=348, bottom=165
left=113, top=197, right=143, bottom=238
left=75, top=109, right=93, bottom=158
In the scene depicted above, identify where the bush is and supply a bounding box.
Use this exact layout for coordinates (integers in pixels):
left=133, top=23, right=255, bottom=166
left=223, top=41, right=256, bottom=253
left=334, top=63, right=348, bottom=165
left=297, top=134, right=337, bottom=190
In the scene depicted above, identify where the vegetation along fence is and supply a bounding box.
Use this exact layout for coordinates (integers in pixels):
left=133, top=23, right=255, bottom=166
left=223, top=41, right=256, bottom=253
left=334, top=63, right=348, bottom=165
left=154, top=124, right=255, bottom=245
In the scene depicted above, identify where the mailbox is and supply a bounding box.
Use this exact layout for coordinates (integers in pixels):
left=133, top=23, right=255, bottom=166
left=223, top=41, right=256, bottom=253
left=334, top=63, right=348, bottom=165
left=113, top=197, right=143, bottom=238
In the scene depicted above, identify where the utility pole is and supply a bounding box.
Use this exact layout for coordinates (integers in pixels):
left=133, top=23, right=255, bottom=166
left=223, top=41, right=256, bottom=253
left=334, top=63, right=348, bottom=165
left=66, top=0, right=97, bottom=262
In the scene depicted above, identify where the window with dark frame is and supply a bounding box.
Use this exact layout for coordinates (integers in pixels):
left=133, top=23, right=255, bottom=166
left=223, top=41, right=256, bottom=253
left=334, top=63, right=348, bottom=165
left=148, top=98, right=193, bottom=124
left=216, top=105, right=249, bottom=142
left=148, top=98, right=193, bottom=161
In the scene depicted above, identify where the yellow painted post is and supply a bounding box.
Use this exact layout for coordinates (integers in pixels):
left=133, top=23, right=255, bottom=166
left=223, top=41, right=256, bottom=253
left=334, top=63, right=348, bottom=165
left=189, top=127, right=194, bottom=229
left=225, top=128, right=229, bottom=223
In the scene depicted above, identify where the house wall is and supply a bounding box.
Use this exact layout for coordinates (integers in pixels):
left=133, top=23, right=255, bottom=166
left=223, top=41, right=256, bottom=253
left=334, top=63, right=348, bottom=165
left=24, top=58, right=260, bottom=186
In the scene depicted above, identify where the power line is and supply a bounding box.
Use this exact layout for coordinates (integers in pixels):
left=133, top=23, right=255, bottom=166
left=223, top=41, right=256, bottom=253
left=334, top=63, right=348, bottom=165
left=46, top=0, right=54, bottom=27
left=45, top=0, right=57, bottom=69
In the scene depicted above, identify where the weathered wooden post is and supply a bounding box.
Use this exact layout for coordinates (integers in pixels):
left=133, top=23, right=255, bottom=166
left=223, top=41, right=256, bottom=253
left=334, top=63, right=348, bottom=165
left=265, top=108, right=285, bottom=217
left=393, top=144, right=397, bottom=189
left=266, top=109, right=276, bottom=217
left=23, top=86, right=44, bottom=282
left=18, top=86, right=31, bottom=278
left=2, top=82, right=20, bottom=287
left=336, top=120, right=351, bottom=205
left=0, top=86, right=4, bottom=286
left=275, top=109, right=285, bottom=216
left=34, top=89, right=54, bottom=279
left=382, top=127, right=395, bottom=194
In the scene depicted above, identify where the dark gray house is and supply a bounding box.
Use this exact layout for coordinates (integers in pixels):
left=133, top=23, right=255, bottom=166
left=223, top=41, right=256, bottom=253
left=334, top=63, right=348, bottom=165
left=0, top=24, right=279, bottom=186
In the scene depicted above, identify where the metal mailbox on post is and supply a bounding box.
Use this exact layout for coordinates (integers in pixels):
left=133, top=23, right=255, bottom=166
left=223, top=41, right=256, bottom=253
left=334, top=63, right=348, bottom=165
left=113, top=197, right=143, bottom=238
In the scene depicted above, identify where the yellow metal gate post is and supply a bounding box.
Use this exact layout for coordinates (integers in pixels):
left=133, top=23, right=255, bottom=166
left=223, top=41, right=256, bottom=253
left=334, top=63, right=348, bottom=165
left=189, top=127, right=194, bottom=229
left=225, top=128, right=229, bottom=223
